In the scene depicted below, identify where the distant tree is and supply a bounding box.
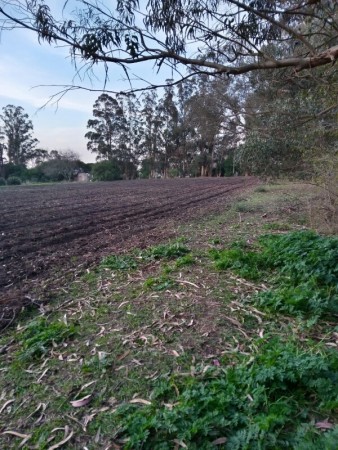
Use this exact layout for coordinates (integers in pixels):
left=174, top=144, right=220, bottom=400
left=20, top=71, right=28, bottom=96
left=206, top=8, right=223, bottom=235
left=39, top=150, right=80, bottom=181
left=0, top=105, right=39, bottom=165
left=157, top=81, right=179, bottom=178
left=139, top=91, right=163, bottom=178
left=31, top=148, right=50, bottom=166
left=85, top=94, right=128, bottom=161
left=91, top=160, right=122, bottom=181
left=3, top=162, right=28, bottom=181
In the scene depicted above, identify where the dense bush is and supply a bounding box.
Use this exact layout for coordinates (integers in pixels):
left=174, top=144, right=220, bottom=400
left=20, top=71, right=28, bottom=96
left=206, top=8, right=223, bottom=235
left=7, top=176, right=22, bottom=185
left=92, top=160, right=122, bottom=181
left=0, top=177, right=6, bottom=186
left=3, top=163, right=28, bottom=181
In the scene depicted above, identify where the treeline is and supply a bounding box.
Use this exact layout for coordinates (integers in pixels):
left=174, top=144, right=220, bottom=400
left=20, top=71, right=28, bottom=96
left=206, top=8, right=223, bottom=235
left=84, top=54, right=337, bottom=182
left=1, top=46, right=337, bottom=186
left=85, top=77, right=239, bottom=180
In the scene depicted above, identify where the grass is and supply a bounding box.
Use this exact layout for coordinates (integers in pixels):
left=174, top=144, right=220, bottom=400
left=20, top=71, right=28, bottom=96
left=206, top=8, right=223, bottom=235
left=0, top=182, right=337, bottom=449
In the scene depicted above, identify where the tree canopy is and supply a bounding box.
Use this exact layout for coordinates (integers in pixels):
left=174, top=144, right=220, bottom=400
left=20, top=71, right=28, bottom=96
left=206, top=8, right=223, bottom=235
left=0, top=105, right=39, bottom=165
left=0, top=1, right=337, bottom=93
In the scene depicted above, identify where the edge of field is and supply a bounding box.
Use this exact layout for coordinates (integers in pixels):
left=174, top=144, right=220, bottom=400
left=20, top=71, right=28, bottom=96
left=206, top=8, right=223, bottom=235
left=0, top=181, right=337, bottom=449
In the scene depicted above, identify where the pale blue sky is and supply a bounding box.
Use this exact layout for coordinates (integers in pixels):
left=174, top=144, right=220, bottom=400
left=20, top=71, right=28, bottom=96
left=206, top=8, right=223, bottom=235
left=0, top=1, right=174, bottom=163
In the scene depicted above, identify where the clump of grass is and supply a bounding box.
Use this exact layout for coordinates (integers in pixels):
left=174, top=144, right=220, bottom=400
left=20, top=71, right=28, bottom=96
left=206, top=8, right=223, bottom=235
left=144, top=275, right=175, bottom=291
left=16, top=317, right=77, bottom=363
left=101, top=240, right=191, bottom=272
left=211, top=231, right=338, bottom=319
left=101, top=254, right=138, bottom=270
left=113, top=338, right=338, bottom=449
left=175, top=254, right=195, bottom=268
left=141, top=241, right=190, bottom=261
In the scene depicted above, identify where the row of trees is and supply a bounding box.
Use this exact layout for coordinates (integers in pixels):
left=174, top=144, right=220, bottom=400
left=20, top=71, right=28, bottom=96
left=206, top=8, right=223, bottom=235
left=84, top=61, right=337, bottom=180
left=85, top=78, right=239, bottom=179
left=0, top=0, right=336, bottom=185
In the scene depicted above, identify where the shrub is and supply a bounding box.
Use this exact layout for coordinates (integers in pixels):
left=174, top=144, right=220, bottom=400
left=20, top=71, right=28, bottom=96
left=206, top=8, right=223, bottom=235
left=0, top=177, right=6, bottom=186
left=92, top=160, right=122, bottom=181
left=7, top=176, right=21, bottom=185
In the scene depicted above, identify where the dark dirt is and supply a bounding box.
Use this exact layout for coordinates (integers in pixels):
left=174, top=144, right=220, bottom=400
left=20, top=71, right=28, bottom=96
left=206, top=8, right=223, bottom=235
left=0, top=177, right=257, bottom=328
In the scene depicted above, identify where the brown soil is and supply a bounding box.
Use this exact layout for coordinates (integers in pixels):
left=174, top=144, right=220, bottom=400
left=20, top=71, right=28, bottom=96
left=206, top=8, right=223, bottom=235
left=0, top=177, right=257, bottom=328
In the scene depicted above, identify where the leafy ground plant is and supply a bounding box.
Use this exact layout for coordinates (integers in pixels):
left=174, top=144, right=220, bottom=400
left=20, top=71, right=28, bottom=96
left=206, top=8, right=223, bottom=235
left=15, top=317, right=77, bottom=363
left=114, top=338, right=338, bottom=449
left=101, top=240, right=191, bottom=271
left=211, top=231, right=338, bottom=319
left=140, top=240, right=190, bottom=261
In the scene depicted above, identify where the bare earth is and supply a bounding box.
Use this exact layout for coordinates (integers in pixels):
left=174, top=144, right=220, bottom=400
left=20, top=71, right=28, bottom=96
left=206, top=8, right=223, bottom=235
left=0, top=177, right=257, bottom=328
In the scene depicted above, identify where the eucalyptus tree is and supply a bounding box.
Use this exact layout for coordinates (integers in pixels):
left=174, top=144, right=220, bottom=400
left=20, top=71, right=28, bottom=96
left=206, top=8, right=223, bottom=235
left=139, top=91, right=164, bottom=177
left=0, top=105, right=39, bottom=165
left=0, top=1, right=337, bottom=97
left=85, top=93, right=128, bottom=161
left=157, top=81, right=179, bottom=177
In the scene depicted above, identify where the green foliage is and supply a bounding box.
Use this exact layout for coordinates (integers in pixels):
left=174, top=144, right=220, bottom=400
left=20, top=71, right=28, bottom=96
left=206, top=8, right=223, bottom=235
left=0, top=177, right=6, bottom=185
left=211, top=231, right=338, bottom=318
left=255, top=231, right=338, bottom=318
left=100, top=241, right=191, bottom=275
left=4, top=163, right=28, bottom=180
left=7, top=175, right=21, bottom=185
left=141, top=241, right=190, bottom=261
left=101, top=254, right=138, bottom=271
left=210, top=241, right=267, bottom=281
left=114, top=339, right=338, bottom=449
left=16, top=317, right=77, bottom=363
left=235, top=132, right=302, bottom=177
left=91, top=160, right=122, bottom=181
left=144, top=275, right=175, bottom=291
left=175, top=254, right=194, bottom=268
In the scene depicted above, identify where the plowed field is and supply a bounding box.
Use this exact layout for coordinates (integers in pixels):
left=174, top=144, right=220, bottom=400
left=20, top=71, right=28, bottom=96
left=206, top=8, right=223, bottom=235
left=0, top=177, right=257, bottom=328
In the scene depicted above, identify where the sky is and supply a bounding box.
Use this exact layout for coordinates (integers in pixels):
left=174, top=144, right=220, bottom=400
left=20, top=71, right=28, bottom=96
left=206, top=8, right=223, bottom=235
left=0, top=1, right=172, bottom=163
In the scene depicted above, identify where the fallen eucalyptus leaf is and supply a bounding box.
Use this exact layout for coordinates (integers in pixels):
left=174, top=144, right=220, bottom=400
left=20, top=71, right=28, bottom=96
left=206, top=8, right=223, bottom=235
left=70, top=394, right=92, bottom=408
left=211, top=437, right=228, bottom=445
left=129, top=398, right=151, bottom=405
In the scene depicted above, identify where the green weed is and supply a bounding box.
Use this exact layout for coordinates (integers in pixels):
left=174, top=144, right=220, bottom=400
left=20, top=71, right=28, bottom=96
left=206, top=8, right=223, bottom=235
left=15, top=317, right=77, bottom=363
left=141, top=241, right=190, bottom=261
left=175, top=254, right=194, bottom=268
left=101, top=254, right=138, bottom=270
left=212, top=231, right=338, bottom=319
left=100, top=240, right=190, bottom=272
left=113, top=338, right=338, bottom=449
left=210, top=242, right=267, bottom=281
left=144, top=275, right=175, bottom=291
